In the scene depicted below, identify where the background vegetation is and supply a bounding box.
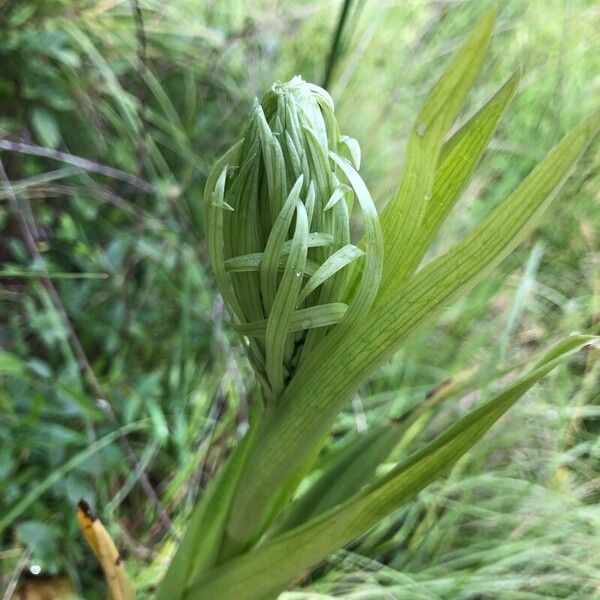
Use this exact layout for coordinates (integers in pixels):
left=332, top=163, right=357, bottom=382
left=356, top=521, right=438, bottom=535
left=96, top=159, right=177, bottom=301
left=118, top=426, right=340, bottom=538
left=1, top=0, right=598, bottom=598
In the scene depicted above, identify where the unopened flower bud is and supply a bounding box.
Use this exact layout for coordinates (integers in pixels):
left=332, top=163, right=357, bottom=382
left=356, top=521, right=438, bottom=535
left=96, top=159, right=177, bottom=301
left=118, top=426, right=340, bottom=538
left=205, top=76, right=382, bottom=400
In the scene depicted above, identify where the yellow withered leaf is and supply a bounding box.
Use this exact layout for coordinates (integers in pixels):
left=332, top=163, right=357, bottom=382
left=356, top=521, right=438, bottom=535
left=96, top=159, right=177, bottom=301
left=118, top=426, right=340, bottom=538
left=76, top=500, right=133, bottom=600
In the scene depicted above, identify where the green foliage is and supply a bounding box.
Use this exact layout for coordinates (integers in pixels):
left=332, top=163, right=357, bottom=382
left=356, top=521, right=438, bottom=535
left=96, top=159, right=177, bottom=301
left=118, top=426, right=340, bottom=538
left=0, top=0, right=274, bottom=592
left=2, top=2, right=599, bottom=599
left=158, top=9, right=600, bottom=599
left=185, top=336, right=596, bottom=600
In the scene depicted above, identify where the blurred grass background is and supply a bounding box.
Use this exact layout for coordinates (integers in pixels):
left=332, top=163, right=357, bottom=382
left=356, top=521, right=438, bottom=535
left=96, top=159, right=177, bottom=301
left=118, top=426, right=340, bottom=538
left=0, top=0, right=598, bottom=598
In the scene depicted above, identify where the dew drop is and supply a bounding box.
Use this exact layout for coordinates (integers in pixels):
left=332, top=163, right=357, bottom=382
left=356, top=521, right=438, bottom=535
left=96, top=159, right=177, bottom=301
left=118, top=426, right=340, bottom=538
left=301, top=319, right=312, bottom=329
left=415, top=123, right=426, bottom=137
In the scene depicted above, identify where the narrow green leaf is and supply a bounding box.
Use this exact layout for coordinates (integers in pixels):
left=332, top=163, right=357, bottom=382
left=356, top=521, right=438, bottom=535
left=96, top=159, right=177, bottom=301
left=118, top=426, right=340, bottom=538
left=234, top=303, right=348, bottom=338
left=226, top=147, right=264, bottom=324
left=265, top=201, right=309, bottom=396
left=378, top=8, right=496, bottom=296
left=329, top=153, right=383, bottom=330
left=271, top=424, right=390, bottom=535
left=186, top=336, right=595, bottom=600
left=226, top=254, right=319, bottom=277
left=204, top=141, right=244, bottom=321
left=206, top=166, right=244, bottom=322
left=260, top=176, right=304, bottom=312
left=383, top=69, right=521, bottom=292
left=155, top=419, right=261, bottom=600
left=339, top=134, right=361, bottom=170
left=225, top=232, right=331, bottom=274
left=256, top=105, right=287, bottom=225
left=324, top=183, right=353, bottom=211
left=273, top=366, right=476, bottom=533
left=297, top=245, right=364, bottom=304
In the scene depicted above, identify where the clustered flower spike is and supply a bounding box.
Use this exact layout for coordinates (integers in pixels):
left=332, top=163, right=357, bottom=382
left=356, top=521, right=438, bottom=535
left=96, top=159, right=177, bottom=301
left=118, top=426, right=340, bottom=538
left=205, top=76, right=383, bottom=401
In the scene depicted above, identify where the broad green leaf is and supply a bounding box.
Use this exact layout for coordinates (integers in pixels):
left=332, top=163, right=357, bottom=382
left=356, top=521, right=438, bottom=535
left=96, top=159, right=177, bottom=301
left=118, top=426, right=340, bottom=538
left=186, top=336, right=595, bottom=600
left=31, top=107, right=61, bottom=149
left=0, top=351, right=25, bottom=374
left=224, top=109, right=600, bottom=547
left=378, top=8, right=496, bottom=295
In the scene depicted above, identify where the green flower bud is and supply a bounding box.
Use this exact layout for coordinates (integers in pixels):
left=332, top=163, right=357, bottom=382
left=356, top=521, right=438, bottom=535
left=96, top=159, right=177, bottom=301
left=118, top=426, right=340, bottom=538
left=205, top=76, right=383, bottom=401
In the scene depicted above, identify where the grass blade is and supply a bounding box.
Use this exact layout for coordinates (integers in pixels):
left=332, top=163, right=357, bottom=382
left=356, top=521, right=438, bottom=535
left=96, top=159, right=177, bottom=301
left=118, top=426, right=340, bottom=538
left=0, top=422, right=146, bottom=535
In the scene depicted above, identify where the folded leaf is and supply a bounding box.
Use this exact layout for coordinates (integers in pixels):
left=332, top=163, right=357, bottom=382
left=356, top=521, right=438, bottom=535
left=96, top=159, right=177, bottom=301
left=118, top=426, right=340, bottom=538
left=77, top=501, right=133, bottom=600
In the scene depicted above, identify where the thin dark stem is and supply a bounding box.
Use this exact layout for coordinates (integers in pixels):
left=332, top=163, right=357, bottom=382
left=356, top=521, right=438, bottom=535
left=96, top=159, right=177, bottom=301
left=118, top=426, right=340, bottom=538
left=0, top=139, right=155, bottom=193
left=322, top=0, right=355, bottom=89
